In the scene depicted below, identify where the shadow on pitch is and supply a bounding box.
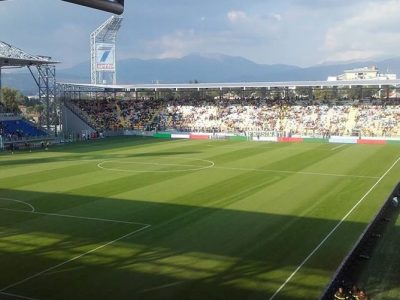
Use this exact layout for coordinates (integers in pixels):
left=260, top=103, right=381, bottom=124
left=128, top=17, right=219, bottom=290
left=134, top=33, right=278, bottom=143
left=0, top=186, right=381, bottom=300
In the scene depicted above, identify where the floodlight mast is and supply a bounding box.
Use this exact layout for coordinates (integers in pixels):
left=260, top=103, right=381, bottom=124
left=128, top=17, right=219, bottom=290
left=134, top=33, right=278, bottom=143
left=90, top=15, right=122, bottom=85
left=62, top=0, right=124, bottom=15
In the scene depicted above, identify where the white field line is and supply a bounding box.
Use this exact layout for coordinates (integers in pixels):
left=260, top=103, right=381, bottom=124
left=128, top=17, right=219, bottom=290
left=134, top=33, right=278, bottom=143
left=213, top=166, right=378, bottom=179
left=206, top=145, right=274, bottom=150
left=268, top=156, right=400, bottom=300
left=97, top=158, right=215, bottom=173
left=0, top=195, right=149, bottom=226
left=101, top=161, right=204, bottom=168
left=138, top=281, right=184, bottom=293
left=72, top=157, right=371, bottom=180
left=44, top=265, right=85, bottom=276
left=0, top=291, right=39, bottom=300
left=0, top=197, right=35, bottom=212
left=0, top=207, right=150, bottom=227
left=331, top=144, right=346, bottom=151
left=95, top=158, right=376, bottom=179
left=0, top=224, right=151, bottom=293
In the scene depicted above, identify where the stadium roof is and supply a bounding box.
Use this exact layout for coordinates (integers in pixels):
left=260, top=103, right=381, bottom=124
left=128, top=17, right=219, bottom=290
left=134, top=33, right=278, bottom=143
left=59, top=79, right=400, bottom=92
left=0, top=41, right=58, bottom=67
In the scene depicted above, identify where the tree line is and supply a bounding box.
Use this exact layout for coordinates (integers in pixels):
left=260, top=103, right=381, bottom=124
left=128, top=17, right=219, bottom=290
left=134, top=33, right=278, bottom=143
left=0, top=87, right=44, bottom=115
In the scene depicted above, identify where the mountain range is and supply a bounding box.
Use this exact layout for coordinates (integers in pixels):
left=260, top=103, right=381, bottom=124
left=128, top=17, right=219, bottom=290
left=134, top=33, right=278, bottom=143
left=3, top=53, right=400, bottom=94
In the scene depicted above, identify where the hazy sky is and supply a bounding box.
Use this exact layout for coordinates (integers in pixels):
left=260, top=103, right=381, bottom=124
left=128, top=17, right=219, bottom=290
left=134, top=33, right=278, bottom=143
left=1, top=0, right=399, bottom=68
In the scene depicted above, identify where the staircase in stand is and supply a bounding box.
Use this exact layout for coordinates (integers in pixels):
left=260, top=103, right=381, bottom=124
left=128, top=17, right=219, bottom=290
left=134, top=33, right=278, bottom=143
left=64, top=101, right=97, bottom=130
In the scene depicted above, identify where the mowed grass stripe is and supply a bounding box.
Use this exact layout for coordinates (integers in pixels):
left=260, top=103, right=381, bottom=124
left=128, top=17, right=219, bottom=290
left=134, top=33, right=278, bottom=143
left=109, top=146, right=286, bottom=202
left=105, top=162, right=372, bottom=284
left=199, top=142, right=368, bottom=178
left=303, top=144, right=397, bottom=177
left=0, top=156, right=87, bottom=178
left=0, top=162, right=102, bottom=190
left=1, top=138, right=400, bottom=300
left=129, top=163, right=371, bottom=254
left=268, top=156, right=400, bottom=300
left=108, top=142, right=400, bottom=298
left=26, top=142, right=282, bottom=217
left=118, top=141, right=368, bottom=207
left=18, top=159, right=220, bottom=216
left=88, top=142, right=377, bottom=220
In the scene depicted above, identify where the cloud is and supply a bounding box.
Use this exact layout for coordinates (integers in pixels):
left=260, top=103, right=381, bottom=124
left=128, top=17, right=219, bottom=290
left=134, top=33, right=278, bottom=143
left=227, top=10, right=247, bottom=23
left=322, top=0, right=400, bottom=61
left=269, top=13, right=282, bottom=22
left=146, top=29, right=200, bottom=59
left=3, top=0, right=400, bottom=69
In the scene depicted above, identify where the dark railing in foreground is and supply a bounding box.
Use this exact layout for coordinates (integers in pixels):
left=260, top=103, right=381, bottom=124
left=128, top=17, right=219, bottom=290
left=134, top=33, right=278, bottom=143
left=319, top=182, right=400, bottom=299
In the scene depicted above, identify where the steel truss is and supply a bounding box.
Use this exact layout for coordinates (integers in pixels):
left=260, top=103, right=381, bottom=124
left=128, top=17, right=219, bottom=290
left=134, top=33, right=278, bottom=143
left=0, top=41, right=59, bottom=133
left=28, top=63, right=57, bottom=132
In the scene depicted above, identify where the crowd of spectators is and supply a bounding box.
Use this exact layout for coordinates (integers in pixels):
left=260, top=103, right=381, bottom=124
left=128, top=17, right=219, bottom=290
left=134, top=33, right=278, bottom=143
left=72, top=99, right=119, bottom=130
left=354, top=105, right=400, bottom=137
left=71, top=98, right=400, bottom=137
left=73, top=99, right=160, bottom=131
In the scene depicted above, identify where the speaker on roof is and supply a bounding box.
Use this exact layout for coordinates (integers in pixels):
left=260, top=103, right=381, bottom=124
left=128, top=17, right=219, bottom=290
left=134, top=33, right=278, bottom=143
left=63, top=0, right=124, bottom=15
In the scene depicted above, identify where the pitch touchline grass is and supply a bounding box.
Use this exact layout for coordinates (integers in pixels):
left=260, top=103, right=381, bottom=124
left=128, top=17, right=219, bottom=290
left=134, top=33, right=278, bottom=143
left=268, top=156, right=400, bottom=300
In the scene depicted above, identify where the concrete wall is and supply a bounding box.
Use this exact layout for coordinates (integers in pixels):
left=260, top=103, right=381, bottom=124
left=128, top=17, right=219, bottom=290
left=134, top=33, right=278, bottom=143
left=62, top=105, right=95, bottom=136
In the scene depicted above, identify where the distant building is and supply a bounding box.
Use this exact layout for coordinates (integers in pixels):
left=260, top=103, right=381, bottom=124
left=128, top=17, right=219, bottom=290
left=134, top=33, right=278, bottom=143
left=327, top=66, right=397, bottom=81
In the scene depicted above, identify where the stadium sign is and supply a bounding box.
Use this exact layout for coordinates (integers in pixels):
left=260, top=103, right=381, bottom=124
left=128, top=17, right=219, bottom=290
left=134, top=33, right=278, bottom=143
left=96, top=43, right=115, bottom=71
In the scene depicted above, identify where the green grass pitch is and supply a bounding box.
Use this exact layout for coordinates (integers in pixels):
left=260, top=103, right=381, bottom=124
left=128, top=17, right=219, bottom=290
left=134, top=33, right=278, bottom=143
left=0, top=137, right=399, bottom=300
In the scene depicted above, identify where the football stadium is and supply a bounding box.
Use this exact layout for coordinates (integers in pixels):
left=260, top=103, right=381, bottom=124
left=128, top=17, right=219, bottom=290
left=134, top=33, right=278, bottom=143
left=1, top=1, right=400, bottom=300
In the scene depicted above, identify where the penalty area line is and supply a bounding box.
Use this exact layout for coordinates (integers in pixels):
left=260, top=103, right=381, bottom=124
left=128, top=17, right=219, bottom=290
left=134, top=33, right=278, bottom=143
left=0, top=197, right=35, bottom=212
left=268, top=156, right=400, bottom=300
left=0, top=196, right=149, bottom=226
left=0, top=206, right=149, bottom=227
left=0, top=224, right=151, bottom=293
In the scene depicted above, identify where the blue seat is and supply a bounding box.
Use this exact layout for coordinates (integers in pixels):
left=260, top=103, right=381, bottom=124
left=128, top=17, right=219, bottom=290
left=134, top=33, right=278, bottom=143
left=0, top=119, right=47, bottom=138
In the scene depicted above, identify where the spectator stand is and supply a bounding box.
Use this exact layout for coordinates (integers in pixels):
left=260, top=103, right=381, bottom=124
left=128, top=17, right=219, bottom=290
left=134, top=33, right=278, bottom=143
left=68, top=97, right=400, bottom=139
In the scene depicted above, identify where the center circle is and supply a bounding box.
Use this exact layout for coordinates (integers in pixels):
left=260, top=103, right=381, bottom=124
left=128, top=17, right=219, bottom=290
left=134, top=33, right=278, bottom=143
left=97, top=157, right=214, bottom=173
